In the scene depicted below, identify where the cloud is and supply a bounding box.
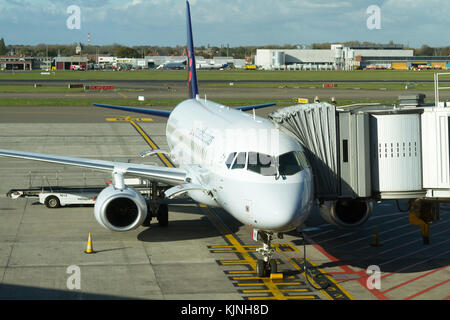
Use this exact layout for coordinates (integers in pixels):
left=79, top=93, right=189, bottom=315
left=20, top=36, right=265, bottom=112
left=121, top=0, right=144, bottom=10
left=0, top=0, right=449, bottom=47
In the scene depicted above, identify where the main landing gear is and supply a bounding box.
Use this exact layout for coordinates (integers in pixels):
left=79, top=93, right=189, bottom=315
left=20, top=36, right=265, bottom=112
left=142, top=182, right=169, bottom=227
left=255, top=231, right=277, bottom=277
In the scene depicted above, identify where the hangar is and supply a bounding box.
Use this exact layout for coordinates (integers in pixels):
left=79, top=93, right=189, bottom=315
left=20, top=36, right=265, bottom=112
left=255, top=44, right=415, bottom=70
left=0, top=56, right=33, bottom=70
left=52, top=56, right=88, bottom=71
left=359, top=56, right=450, bottom=70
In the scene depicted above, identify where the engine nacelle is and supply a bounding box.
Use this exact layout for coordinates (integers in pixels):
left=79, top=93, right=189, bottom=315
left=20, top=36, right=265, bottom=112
left=318, top=199, right=372, bottom=229
left=94, top=185, right=147, bottom=232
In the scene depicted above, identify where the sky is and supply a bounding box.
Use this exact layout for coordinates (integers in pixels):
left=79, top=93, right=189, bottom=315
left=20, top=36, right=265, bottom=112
left=0, top=0, right=449, bottom=48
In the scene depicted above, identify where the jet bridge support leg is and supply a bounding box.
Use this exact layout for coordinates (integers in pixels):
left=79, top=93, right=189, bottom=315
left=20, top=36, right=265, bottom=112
left=408, top=199, right=440, bottom=245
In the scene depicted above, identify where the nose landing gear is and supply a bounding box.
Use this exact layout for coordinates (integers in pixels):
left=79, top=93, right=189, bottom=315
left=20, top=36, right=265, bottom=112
left=255, top=231, right=277, bottom=277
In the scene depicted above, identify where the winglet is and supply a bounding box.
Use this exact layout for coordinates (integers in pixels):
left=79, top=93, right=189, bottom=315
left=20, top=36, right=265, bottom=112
left=186, top=0, right=199, bottom=100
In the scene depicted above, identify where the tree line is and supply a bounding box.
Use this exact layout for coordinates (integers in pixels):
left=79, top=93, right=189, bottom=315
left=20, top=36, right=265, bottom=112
left=0, top=38, right=449, bottom=58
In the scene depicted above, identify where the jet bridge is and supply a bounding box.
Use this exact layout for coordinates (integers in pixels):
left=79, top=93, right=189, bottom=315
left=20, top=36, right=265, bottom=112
left=269, top=74, right=450, bottom=230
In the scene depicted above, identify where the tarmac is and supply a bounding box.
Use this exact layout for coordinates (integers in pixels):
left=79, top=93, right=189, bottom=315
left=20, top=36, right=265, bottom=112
left=0, top=96, right=448, bottom=300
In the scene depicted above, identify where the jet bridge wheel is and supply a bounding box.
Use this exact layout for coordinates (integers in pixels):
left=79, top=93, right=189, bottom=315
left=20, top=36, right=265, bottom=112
left=157, top=204, right=169, bottom=227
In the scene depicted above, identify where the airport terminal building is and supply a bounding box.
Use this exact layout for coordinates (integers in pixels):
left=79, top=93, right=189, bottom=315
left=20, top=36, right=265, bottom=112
left=255, top=45, right=450, bottom=71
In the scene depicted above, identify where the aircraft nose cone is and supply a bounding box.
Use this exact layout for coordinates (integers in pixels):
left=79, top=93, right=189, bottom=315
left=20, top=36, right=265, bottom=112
left=256, top=171, right=313, bottom=232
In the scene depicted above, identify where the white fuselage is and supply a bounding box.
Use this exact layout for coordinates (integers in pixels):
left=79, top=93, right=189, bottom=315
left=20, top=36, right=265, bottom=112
left=165, top=99, right=314, bottom=232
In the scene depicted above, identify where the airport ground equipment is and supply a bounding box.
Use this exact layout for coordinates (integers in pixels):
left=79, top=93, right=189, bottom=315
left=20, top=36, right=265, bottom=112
left=7, top=173, right=170, bottom=227
left=269, top=74, right=450, bottom=233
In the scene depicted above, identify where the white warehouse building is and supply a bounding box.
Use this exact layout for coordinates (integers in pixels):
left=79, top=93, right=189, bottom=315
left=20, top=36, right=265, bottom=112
left=255, top=45, right=414, bottom=70
left=98, top=56, right=246, bottom=69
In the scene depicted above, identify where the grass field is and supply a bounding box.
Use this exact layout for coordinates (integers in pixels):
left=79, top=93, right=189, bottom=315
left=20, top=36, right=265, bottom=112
left=203, top=82, right=435, bottom=91
left=0, top=69, right=442, bottom=107
left=0, top=69, right=446, bottom=82
left=0, top=82, right=434, bottom=93
left=0, top=85, right=85, bottom=93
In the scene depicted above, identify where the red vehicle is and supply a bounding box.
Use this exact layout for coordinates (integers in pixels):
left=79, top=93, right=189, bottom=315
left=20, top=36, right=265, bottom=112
left=70, top=65, right=84, bottom=71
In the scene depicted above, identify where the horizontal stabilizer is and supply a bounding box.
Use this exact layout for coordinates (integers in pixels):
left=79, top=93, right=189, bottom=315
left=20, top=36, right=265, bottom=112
left=235, top=102, right=277, bottom=111
left=93, top=104, right=171, bottom=118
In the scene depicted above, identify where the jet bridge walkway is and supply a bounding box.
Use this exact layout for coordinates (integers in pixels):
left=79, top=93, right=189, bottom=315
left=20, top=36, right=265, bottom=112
left=269, top=73, right=450, bottom=234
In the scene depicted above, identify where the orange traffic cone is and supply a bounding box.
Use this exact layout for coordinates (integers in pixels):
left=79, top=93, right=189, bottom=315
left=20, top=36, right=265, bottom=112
left=84, top=233, right=95, bottom=254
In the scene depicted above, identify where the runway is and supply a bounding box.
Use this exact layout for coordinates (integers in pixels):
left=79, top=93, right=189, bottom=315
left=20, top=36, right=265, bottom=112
left=0, top=106, right=448, bottom=300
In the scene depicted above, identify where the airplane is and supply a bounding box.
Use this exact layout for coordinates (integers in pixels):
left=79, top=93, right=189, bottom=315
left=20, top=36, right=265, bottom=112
left=0, top=1, right=313, bottom=277
left=196, top=62, right=228, bottom=70
left=156, top=60, right=187, bottom=70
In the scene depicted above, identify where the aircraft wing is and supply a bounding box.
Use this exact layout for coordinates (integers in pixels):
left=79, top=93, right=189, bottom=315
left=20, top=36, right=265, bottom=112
left=0, top=149, right=186, bottom=186
left=235, top=102, right=277, bottom=111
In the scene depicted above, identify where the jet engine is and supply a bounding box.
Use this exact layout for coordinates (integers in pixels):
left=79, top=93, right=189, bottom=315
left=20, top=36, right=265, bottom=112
left=318, top=199, right=372, bottom=229
left=94, top=185, right=147, bottom=232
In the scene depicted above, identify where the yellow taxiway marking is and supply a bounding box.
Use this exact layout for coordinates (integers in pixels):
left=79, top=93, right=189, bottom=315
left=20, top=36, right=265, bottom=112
left=241, top=288, right=309, bottom=293
left=226, top=270, right=255, bottom=274
left=199, top=204, right=307, bottom=300
left=235, top=281, right=303, bottom=287
left=117, top=92, right=127, bottom=99
left=248, top=295, right=317, bottom=301
left=129, top=120, right=173, bottom=168
left=231, top=275, right=296, bottom=281
left=106, top=116, right=153, bottom=122
left=65, top=94, right=86, bottom=97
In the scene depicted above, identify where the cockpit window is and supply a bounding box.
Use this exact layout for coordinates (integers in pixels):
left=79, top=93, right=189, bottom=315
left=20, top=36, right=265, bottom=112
left=225, top=152, right=237, bottom=169
left=231, top=152, right=247, bottom=170
left=228, top=150, right=310, bottom=176
left=247, top=152, right=277, bottom=176
left=278, top=151, right=306, bottom=176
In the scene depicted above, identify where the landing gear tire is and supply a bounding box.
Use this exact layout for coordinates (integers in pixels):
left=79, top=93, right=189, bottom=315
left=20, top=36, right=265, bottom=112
left=256, top=259, right=277, bottom=277
left=269, top=259, right=277, bottom=274
left=45, top=196, right=60, bottom=209
left=256, top=260, right=267, bottom=277
left=157, top=204, right=169, bottom=227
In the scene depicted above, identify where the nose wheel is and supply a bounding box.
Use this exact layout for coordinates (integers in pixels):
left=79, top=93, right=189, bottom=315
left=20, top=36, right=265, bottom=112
left=255, top=232, right=277, bottom=277
left=256, top=258, right=277, bottom=277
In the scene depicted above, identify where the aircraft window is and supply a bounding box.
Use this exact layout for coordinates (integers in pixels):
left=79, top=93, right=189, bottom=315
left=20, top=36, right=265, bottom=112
left=231, top=152, right=247, bottom=169
left=247, top=152, right=277, bottom=176
left=278, top=151, right=306, bottom=176
left=225, top=152, right=237, bottom=169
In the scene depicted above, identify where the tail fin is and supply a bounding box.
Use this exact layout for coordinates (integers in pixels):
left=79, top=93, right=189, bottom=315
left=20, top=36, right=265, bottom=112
left=186, top=0, right=199, bottom=99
